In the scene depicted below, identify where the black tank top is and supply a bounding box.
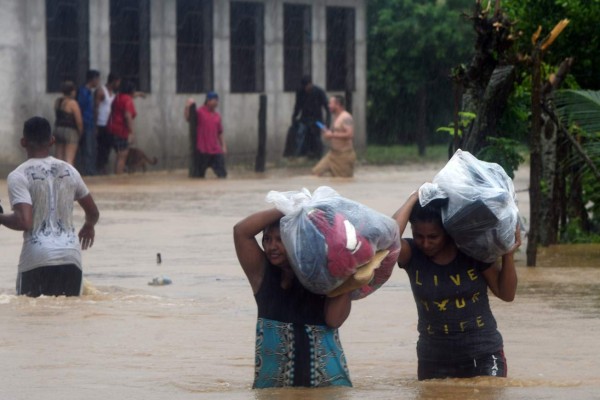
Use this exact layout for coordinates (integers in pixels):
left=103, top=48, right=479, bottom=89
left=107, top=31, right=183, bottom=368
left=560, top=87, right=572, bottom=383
left=255, top=262, right=327, bottom=326
left=55, top=98, right=78, bottom=129
left=254, top=262, right=330, bottom=386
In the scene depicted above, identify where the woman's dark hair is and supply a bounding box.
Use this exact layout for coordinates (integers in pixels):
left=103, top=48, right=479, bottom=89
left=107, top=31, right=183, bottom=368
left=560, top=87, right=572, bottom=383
left=409, top=200, right=445, bottom=227
left=120, top=80, right=136, bottom=95
left=262, top=220, right=281, bottom=236
left=60, top=80, right=76, bottom=96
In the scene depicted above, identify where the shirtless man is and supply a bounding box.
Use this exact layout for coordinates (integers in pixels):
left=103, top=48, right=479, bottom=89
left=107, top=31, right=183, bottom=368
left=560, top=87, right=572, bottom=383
left=312, top=95, right=356, bottom=177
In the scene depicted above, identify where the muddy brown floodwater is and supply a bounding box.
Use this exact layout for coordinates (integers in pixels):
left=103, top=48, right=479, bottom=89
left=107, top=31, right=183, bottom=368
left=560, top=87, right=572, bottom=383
left=1, top=164, right=599, bottom=400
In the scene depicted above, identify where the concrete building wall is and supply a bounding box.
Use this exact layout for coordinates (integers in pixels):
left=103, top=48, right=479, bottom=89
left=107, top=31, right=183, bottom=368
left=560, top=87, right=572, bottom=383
left=0, top=0, right=367, bottom=175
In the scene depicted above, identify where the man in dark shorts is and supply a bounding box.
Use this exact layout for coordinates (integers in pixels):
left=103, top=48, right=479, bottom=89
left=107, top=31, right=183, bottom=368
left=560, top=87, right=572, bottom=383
left=184, top=92, right=227, bottom=178
left=0, top=117, right=100, bottom=297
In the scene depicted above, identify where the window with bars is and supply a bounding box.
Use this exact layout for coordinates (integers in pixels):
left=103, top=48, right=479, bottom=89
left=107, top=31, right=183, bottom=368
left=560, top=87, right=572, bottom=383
left=326, top=7, right=355, bottom=92
left=230, top=1, right=265, bottom=93
left=46, top=0, right=89, bottom=92
left=283, top=3, right=312, bottom=92
left=110, top=0, right=151, bottom=92
left=176, top=0, right=213, bottom=93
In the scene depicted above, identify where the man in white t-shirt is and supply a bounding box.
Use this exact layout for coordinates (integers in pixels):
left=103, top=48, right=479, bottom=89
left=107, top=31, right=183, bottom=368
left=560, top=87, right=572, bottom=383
left=0, top=117, right=99, bottom=296
left=95, top=72, right=121, bottom=175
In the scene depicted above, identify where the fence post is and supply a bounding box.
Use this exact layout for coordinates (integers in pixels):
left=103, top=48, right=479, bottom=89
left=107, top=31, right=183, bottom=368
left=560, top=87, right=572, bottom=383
left=255, top=94, right=267, bottom=172
left=188, top=102, right=198, bottom=177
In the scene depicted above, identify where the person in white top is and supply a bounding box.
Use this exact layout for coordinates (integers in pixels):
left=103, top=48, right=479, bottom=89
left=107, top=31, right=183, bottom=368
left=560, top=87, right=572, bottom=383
left=0, top=117, right=100, bottom=297
left=95, top=72, right=121, bottom=174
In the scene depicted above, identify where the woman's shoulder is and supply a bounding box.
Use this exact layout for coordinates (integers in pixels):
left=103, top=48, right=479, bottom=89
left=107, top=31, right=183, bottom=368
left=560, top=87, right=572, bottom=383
left=456, top=249, right=492, bottom=271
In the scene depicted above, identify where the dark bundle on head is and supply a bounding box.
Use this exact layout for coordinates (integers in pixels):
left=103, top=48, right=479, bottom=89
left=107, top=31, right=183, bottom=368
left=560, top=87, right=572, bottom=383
left=23, top=117, right=52, bottom=148
left=409, top=199, right=447, bottom=227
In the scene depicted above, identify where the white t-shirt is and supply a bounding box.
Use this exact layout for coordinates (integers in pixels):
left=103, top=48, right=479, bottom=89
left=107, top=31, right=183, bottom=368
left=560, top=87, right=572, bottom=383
left=97, top=85, right=115, bottom=127
left=7, top=157, right=90, bottom=273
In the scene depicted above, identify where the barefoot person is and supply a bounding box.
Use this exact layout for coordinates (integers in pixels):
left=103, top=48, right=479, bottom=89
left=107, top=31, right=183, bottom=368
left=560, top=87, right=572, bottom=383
left=392, top=191, right=520, bottom=380
left=0, top=117, right=99, bottom=297
left=312, top=95, right=356, bottom=178
left=233, top=209, right=352, bottom=388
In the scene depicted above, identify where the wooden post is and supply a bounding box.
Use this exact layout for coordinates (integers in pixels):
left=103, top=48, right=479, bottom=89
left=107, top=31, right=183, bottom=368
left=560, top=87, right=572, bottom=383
left=188, top=102, right=198, bottom=177
left=255, top=94, right=267, bottom=172
left=527, top=20, right=570, bottom=266
left=452, top=79, right=461, bottom=158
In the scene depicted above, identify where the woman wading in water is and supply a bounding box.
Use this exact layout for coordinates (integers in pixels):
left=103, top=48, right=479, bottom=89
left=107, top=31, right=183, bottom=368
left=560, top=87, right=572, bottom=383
left=393, top=192, right=520, bottom=380
left=234, top=209, right=352, bottom=388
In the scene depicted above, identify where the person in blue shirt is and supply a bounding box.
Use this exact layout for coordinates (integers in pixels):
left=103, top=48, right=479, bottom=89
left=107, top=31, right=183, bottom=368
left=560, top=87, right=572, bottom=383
left=76, top=70, right=100, bottom=176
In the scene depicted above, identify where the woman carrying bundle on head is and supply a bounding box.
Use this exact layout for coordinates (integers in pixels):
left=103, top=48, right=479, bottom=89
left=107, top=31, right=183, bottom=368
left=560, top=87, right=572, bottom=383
left=233, top=208, right=352, bottom=389
left=392, top=190, right=520, bottom=380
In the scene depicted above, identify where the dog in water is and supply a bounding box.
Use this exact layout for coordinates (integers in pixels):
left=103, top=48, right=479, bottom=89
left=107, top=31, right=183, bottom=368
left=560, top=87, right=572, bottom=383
left=126, top=147, right=158, bottom=173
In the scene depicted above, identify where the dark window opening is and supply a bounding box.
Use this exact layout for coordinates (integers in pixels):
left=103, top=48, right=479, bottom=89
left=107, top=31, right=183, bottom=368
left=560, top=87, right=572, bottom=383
left=326, top=7, right=355, bottom=92
left=230, top=2, right=264, bottom=93
left=110, top=0, right=151, bottom=92
left=284, top=3, right=312, bottom=92
left=176, top=0, right=213, bottom=93
left=46, top=0, right=89, bottom=92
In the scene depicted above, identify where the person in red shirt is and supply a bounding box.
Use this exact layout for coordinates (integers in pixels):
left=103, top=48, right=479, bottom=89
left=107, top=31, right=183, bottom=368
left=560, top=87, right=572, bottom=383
left=107, top=80, right=137, bottom=174
left=184, top=92, right=227, bottom=178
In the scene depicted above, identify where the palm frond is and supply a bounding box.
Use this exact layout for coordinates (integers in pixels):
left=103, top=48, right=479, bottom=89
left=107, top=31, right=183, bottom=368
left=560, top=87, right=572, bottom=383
left=555, top=89, right=600, bottom=135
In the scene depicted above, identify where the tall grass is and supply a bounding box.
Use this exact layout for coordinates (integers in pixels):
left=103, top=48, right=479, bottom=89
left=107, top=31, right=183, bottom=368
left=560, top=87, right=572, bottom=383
left=364, top=145, right=448, bottom=165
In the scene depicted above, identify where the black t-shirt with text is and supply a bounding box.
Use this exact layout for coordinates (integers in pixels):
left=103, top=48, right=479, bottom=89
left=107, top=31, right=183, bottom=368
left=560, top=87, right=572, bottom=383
left=400, top=239, right=504, bottom=362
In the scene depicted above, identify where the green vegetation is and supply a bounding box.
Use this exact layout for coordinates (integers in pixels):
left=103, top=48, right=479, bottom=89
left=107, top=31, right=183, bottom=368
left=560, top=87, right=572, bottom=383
left=363, top=145, right=448, bottom=165
left=504, top=0, right=600, bottom=90
left=365, top=0, right=600, bottom=248
left=367, top=0, right=475, bottom=145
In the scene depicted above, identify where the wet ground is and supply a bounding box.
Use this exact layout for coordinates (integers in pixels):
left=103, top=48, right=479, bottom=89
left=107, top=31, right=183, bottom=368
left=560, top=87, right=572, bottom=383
left=1, top=164, right=599, bottom=399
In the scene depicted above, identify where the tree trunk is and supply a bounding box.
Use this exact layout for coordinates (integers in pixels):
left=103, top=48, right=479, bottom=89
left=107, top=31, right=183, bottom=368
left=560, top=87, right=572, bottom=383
left=539, top=114, right=559, bottom=245
left=457, top=1, right=516, bottom=154
left=527, top=48, right=543, bottom=267
left=539, top=58, right=574, bottom=245
left=461, top=65, right=515, bottom=153
left=568, top=163, right=590, bottom=230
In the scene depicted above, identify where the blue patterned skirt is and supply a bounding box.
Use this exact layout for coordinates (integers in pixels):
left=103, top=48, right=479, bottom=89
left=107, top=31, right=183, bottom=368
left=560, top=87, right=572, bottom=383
left=253, top=317, right=352, bottom=388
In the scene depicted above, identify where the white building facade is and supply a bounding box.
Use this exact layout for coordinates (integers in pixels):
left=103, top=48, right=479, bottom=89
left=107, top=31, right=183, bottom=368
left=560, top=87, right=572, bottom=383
left=0, top=0, right=367, bottom=174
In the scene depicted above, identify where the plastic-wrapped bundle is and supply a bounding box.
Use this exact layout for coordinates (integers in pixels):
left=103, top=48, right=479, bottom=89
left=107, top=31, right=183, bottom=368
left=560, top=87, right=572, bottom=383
left=266, top=186, right=400, bottom=300
left=419, top=150, right=519, bottom=263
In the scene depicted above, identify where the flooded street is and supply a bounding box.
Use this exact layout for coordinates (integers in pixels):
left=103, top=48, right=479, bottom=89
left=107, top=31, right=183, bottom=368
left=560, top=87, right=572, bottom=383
left=1, top=164, right=599, bottom=400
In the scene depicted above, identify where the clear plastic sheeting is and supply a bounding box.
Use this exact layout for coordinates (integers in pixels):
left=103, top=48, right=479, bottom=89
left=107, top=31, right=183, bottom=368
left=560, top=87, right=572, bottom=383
left=419, top=150, right=519, bottom=263
left=266, top=187, right=401, bottom=299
